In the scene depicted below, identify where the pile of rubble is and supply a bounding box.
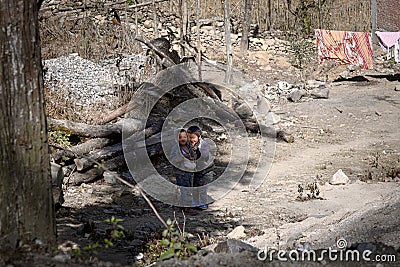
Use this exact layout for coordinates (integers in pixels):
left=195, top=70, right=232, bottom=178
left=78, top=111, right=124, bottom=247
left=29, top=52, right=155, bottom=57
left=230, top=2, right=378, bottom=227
left=43, top=53, right=148, bottom=107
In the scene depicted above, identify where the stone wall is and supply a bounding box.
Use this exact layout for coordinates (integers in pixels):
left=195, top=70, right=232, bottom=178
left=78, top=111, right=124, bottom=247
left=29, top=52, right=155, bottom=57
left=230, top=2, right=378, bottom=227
left=40, top=0, right=373, bottom=35
left=376, top=0, right=400, bottom=32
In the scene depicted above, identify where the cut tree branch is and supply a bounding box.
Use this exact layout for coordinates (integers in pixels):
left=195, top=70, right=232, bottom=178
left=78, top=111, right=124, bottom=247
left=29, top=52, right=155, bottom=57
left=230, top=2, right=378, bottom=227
left=49, top=118, right=122, bottom=138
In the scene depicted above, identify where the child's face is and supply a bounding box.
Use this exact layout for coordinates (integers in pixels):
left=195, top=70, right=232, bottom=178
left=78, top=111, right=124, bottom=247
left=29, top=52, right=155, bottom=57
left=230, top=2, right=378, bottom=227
left=178, top=132, right=187, bottom=146
left=188, top=133, right=199, bottom=146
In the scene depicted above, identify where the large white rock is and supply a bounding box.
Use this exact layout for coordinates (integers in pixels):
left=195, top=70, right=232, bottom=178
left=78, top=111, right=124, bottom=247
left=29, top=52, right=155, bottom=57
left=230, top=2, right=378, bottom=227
left=330, top=169, right=349, bottom=185
left=227, top=225, right=246, bottom=239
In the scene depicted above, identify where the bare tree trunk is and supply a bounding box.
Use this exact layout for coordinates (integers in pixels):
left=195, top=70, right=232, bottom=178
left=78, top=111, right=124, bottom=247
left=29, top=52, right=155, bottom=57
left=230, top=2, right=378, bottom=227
left=135, top=0, right=139, bottom=36
left=224, top=0, right=233, bottom=84
left=196, top=0, right=202, bottom=80
left=267, top=0, right=272, bottom=30
left=318, top=0, right=322, bottom=29
left=180, top=0, right=188, bottom=57
left=152, top=0, right=159, bottom=38
left=0, top=0, right=55, bottom=253
left=240, top=0, right=252, bottom=56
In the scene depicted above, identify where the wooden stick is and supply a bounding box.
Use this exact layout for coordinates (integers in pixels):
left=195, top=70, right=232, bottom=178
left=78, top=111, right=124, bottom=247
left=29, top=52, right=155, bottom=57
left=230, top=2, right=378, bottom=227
left=135, top=37, right=175, bottom=66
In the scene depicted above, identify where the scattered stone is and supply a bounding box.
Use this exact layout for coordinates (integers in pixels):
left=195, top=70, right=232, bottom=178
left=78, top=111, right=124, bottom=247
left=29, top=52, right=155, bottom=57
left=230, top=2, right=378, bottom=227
left=330, top=169, right=349, bottom=185
left=265, top=112, right=281, bottom=125
left=277, top=130, right=294, bottom=143
left=288, top=88, right=307, bottom=102
left=103, top=171, right=119, bottom=185
left=53, top=254, right=71, bottom=263
left=310, top=85, right=330, bottom=99
left=227, top=226, right=246, bottom=239
left=306, top=80, right=326, bottom=89
left=277, top=81, right=293, bottom=90
left=143, top=20, right=152, bottom=29
left=58, top=241, right=80, bottom=253
left=209, top=239, right=258, bottom=253
left=296, top=241, right=313, bottom=251
left=234, top=102, right=253, bottom=119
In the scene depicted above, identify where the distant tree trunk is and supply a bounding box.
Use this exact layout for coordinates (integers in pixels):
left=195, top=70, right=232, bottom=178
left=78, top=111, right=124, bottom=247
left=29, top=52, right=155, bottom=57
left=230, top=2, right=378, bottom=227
left=180, top=0, right=188, bottom=57
left=224, top=0, right=233, bottom=84
left=0, top=0, right=56, bottom=253
left=240, top=0, right=252, bottom=56
left=135, top=0, right=139, bottom=36
left=266, top=0, right=272, bottom=30
left=196, top=0, right=202, bottom=80
left=152, top=0, right=159, bottom=38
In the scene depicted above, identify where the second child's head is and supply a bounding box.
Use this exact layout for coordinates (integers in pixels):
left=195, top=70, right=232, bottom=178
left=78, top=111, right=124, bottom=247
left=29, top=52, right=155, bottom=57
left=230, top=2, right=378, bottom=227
left=187, top=125, right=201, bottom=147
left=178, top=129, right=188, bottom=146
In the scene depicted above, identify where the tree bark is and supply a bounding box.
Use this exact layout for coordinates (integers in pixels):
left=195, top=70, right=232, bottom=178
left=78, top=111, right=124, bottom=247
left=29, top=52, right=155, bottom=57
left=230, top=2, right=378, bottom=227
left=51, top=138, right=115, bottom=162
left=240, top=0, right=252, bottom=56
left=66, top=155, right=126, bottom=185
left=74, top=143, right=123, bottom=171
left=0, top=0, right=55, bottom=251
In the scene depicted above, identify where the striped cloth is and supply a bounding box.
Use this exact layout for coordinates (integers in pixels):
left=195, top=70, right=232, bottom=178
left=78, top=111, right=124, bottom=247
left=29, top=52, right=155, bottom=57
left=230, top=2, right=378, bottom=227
left=315, top=29, right=374, bottom=69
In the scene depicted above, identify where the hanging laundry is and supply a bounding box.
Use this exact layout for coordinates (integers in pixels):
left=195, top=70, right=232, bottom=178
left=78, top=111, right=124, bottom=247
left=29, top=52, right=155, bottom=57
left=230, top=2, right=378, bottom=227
left=315, top=29, right=374, bottom=69
left=375, top=31, right=400, bottom=63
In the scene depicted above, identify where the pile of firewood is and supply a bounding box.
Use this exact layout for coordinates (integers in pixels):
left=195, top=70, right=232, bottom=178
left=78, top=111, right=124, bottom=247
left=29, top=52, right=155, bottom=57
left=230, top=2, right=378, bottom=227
left=48, top=38, right=293, bottom=186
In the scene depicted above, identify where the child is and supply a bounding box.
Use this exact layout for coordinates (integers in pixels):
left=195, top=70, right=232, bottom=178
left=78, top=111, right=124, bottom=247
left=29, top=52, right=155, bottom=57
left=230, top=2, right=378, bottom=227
left=170, top=129, right=196, bottom=207
left=186, top=125, right=214, bottom=210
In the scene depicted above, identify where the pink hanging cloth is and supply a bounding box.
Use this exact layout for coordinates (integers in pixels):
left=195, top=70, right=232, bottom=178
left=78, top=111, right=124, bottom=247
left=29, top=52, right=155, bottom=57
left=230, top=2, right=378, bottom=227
left=375, top=31, right=400, bottom=63
left=315, top=29, right=374, bottom=69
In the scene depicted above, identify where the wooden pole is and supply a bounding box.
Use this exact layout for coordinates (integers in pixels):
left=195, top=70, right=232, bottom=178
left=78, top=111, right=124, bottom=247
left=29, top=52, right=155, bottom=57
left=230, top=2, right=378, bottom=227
left=224, top=0, right=233, bottom=84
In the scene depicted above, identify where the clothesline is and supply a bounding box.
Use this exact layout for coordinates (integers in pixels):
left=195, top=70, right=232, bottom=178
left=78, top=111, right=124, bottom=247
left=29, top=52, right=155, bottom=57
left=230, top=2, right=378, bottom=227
left=315, top=29, right=400, bottom=69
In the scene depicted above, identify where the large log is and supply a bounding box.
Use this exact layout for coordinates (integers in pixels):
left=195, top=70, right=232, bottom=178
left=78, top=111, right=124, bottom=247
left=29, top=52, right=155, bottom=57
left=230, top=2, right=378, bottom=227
left=66, top=155, right=126, bottom=186
left=51, top=138, right=114, bottom=162
left=48, top=118, right=122, bottom=138
left=74, top=143, right=123, bottom=171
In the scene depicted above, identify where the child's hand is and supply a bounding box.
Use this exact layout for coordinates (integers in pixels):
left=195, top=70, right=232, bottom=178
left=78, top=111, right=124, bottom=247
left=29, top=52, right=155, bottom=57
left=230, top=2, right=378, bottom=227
left=191, top=142, right=199, bottom=151
left=183, top=160, right=196, bottom=171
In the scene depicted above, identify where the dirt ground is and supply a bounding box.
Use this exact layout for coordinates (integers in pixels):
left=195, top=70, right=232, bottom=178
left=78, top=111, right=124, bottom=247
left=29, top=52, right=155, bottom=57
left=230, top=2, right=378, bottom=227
left=5, top=52, right=400, bottom=266
left=43, top=69, right=399, bottom=267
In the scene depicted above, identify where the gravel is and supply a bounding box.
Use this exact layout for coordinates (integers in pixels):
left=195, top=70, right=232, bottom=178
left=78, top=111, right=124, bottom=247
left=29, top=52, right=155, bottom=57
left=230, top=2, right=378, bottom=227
left=43, top=53, right=148, bottom=107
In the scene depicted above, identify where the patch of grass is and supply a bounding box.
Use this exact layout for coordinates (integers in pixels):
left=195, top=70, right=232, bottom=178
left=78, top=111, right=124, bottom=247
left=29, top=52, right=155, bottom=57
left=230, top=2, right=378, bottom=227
left=297, top=181, right=323, bottom=201
left=143, top=218, right=198, bottom=264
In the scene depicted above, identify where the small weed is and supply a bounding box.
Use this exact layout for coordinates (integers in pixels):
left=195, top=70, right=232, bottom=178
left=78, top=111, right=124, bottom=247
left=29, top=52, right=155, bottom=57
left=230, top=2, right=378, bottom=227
left=297, top=181, right=323, bottom=201
left=104, top=216, right=126, bottom=246
left=286, top=33, right=315, bottom=69
left=144, top=218, right=198, bottom=263
left=83, top=242, right=100, bottom=256
left=48, top=129, right=71, bottom=148
left=68, top=216, right=126, bottom=260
